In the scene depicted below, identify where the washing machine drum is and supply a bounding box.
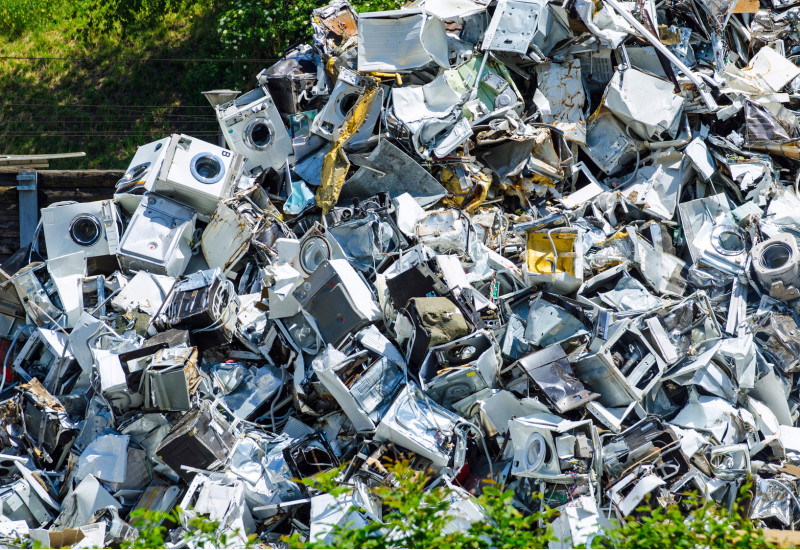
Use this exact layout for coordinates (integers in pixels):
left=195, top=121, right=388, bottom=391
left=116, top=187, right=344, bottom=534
left=70, top=214, right=102, bottom=247
left=244, top=119, right=274, bottom=151
left=190, top=153, right=225, bottom=184
left=441, top=381, right=473, bottom=402
left=336, top=91, right=360, bottom=119
left=760, top=241, right=793, bottom=270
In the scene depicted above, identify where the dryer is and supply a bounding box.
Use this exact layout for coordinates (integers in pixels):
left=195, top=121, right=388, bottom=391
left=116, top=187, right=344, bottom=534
left=216, top=86, right=293, bottom=175
left=150, top=134, right=244, bottom=219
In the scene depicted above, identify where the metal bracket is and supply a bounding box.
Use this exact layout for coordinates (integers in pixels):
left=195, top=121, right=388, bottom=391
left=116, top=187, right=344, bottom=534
left=17, top=171, right=38, bottom=248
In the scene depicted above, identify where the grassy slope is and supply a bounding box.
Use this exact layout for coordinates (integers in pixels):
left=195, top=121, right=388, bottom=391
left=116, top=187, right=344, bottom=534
left=0, top=0, right=402, bottom=170
left=0, top=1, right=247, bottom=169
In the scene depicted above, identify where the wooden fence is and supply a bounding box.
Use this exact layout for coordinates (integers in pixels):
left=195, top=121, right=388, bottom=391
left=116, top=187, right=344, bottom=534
left=0, top=170, right=123, bottom=261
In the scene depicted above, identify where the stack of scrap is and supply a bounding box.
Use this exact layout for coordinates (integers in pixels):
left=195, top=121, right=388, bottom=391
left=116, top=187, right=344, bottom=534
left=3, top=0, right=800, bottom=545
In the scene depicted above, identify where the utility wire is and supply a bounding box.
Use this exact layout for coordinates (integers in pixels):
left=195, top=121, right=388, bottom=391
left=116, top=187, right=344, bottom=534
left=2, top=103, right=214, bottom=108
left=0, top=55, right=279, bottom=62
left=0, top=132, right=220, bottom=136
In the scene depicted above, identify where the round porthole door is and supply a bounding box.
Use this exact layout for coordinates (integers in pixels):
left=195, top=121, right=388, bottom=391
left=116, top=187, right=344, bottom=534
left=190, top=153, right=225, bottom=184
left=69, top=215, right=102, bottom=246
left=244, top=118, right=274, bottom=151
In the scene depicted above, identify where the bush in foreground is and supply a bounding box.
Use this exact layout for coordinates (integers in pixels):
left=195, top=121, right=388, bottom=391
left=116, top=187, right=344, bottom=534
left=108, top=466, right=775, bottom=549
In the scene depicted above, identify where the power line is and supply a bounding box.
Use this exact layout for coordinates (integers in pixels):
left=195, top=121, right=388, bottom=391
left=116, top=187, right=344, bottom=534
left=0, top=55, right=279, bottom=62
left=2, top=118, right=215, bottom=123
left=0, top=132, right=220, bottom=136
left=2, top=103, right=213, bottom=108
left=3, top=120, right=217, bottom=125
left=1, top=113, right=216, bottom=117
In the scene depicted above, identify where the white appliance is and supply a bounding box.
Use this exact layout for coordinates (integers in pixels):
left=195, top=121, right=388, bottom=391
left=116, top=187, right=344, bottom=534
left=116, top=137, right=171, bottom=195
left=0, top=478, right=54, bottom=527
left=117, top=193, right=196, bottom=278
left=311, top=68, right=369, bottom=140
left=374, top=385, right=464, bottom=470
left=150, top=134, right=244, bottom=219
left=508, top=417, right=561, bottom=479
left=216, top=86, right=293, bottom=175
left=114, top=137, right=171, bottom=214
left=41, top=200, right=121, bottom=260
left=508, top=414, right=596, bottom=481
left=293, top=259, right=382, bottom=345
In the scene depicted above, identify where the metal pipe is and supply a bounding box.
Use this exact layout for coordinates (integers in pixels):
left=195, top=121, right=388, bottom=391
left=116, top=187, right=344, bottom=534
left=643, top=116, right=692, bottom=149
left=602, top=0, right=718, bottom=110
left=513, top=212, right=569, bottom=233
left=547, top=228, right=560, bottom=276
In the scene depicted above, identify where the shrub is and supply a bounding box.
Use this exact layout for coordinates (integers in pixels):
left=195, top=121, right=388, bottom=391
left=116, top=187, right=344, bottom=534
left=0, top=0, right=48, bottom=37
left=284, top=463, right=775, bottom=549
left=588, top=484, right=774, bottom=549
left=285, top=461, right=556, bottom=549
left=69, top=0, right=193, bottom=35
left=122, top=507, right=255, bottom=548
left=216, top=0, right=405, bottom=61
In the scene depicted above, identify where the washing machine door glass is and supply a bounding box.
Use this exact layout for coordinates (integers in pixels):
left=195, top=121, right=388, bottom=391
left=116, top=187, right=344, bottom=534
left=70, top=215, right=102, bottom=246
left=190, top=153, right=225, bottom=184
left=244, top=119, right=274, bottom=151
left=710, top=225, right=746, bottom=256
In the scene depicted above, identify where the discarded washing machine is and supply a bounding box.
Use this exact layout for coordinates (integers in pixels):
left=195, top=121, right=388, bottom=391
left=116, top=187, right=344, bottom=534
left=41, top=200, right=122, bottom=262
left=117, top=193, right=196, bottom=278
left=215, top=87, right=293, bottom=175
left=149, top=134, right=244, bottom=219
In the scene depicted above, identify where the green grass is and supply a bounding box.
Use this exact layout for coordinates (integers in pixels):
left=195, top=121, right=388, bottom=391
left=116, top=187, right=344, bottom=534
left=0, top=0, right=255, bottom=169
left=0, top=0, right=50, bottom=38
left=0, top=0, right=401, bottom=170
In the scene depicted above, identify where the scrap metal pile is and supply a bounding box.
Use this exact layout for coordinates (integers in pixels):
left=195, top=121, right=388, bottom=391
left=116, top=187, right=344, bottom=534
left=4, top=0, right=800, bottom=545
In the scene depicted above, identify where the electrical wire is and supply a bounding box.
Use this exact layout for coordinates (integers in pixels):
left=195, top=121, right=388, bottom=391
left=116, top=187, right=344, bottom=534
left=1, top=324, right=35, bottom=394
left=26, top=300, right=69, bottom=336
left=3, top=115, right=215, bottom=120
left=0, top=56, right=279, bottom=62
left=269, top=368, right=288, bottom=433
left=455, top=417, right=494, bottom=476
left=88, top=287, right=123, bottom=318
left=618, top=123, right=642, bottom=187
